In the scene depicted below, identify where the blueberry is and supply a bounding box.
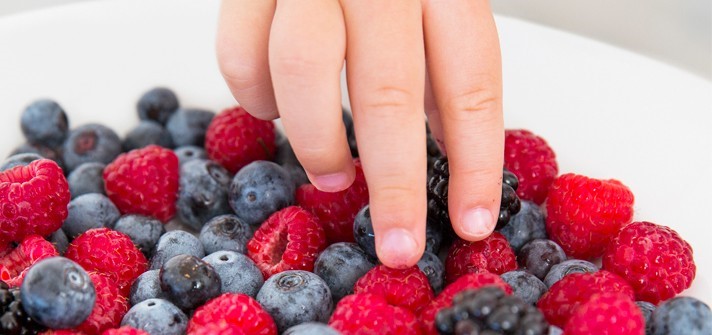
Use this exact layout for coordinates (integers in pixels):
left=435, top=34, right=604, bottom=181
left=20, top=99, right=69, bottom=149
left=548, top=325, right=564, bottom=335
left=637, top=301, right=656, bottom=335
left=203, top=251, right=264, bottom=297
left=114, top=215, right=165, bottom=258
left=11, top=142, right=64, bottom=170
left=62, top=193, right=120, bottom=239
left=283, top=322, right=341, bottom=335
left=543, top=259, right=598, bottom=288
left=150, top=230, right=205, bottom=270
left=518, top=239, right=567, bottom=279
left=274, top=134, right=301, bottom=167
left=283, top=164, right=309, bottom=189
left=176, top=159, right=232, bottom=230
left=343, top=108, right=358, bottom=157
left=137, top=87, right=179, bottom=125
left=174, top=146, right=207, bottom=165
left=121, top=298, right=188, bottom=335
left=67, top=162, right=106, bottom=199
left=199, top=215, right=252, bottom=255
left=652, top=297, right=712, bottom=335
left=159, top=254, right=221, bottom=311
left=129, top=269, right=167, bottom=306
left=228, top=161, right=295, bottom=226
left=166, top=108, right=214, bottom=147
left=122, top=120, right=174, bottom=152
left=48, top=229, right=69, bottom=255
left=256, top=270, right=333, bottom=332
left=0, top=153, right=43, bottom=172
left=418, top=251, right=445, bottom=293
left=62, top=123, right=122, bottom=172
left=499, top=201, right=547, bottom=252
left=20, top=257, right=95, bottom=329
left=353, top=205, right=377, bottom=260
left=500, top=270, right=548, bottom=305
left=314, top=242, right=375, bottom=302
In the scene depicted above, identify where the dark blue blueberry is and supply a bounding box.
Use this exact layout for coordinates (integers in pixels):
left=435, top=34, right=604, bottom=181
left=637, top=301, right=656, bottom=335
left=353, top=205, right=377, bottom=260
left=0, top=153, right=43, bottom=172
left=283, top=164, right=309, bottom=189
left=114, top=215, right=165, bottom=258
left=518, top=239, right=567, bottom=280
left=203, top=250, right=264, bottom=297
left=166, top=108, right=214, bottom=147
left=343, top=108, right=358, bottom=157
left=426, top=217, right=443, bottom=254
left=67, top=162, right=106, bottom=199
left=543, top=259, right=598, bottom=288
left=199, top=215, right=252, bottom=255
left=177, top=159, right=232, bottom=230
left=417, top=251, right=445, bottom=293
left=228, top=161, right=295, bottom=226
left=652, top=297, right=712, bottom=335
left=256, top=270, right=333, bottom=332
left=20, top=99, right=69, bottom=149
left=159, top=254, right=221, bottom=311
left=62, top=123, right=122, bottom=172
left=11, top=142, right=64, bottom=170
left=284, top=322, right=341, bottom=335
left=150, top=230, right=205, bottom=270
left=174, top=145, right=207, bottom=165
left=500, top=270, right=548, bottom=305
left=129, top=269, right=167, bottom=306
left=314, top=242, right=375, bottom=302
left=499, top=201, right=547, bottom=252
left=274, top=134, right=301, bottom=167
left=122, top=120, right=174, bottom=152
left=136, top=87, right=179, bottom=125
left=48, top=229, right=69, bottom=255
left=121, top=298, right=188, bottom=335
left=62, top=193, right=120, bottom=239
left=20, top=257, right=95, bottom=329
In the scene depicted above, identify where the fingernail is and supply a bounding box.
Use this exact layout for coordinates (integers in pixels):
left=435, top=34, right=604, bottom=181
left=461, top=207, right=495, bottom=237
left=379, top=228, right=418, bottom=268
left=312, top=172, right=350, bottom=192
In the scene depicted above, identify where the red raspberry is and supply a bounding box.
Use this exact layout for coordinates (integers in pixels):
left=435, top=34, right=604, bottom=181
left=205, top=106, right=276, bottom=174
left=103, top=145, right=179, bottom=222
left=296, top=160, right=368, bottom=243
left=65, top=228, right=148, bottom=296
left=564, top=292, right=645, bottom=335
left=0, top=159, right=70, bottom=243
left=329, top=293, right=421, bottom=335
left=188, top=293, right=277, bottom=335
left=188, top=323, right=245, bottom=335
left=101, top=327, right=149, bottom=335
left=247, top=206, right=326, bottom=279
left=353, top=265, right=434, bottom=314
left=545, top=173, right=634, bottom=259
left=75, top=272, right=129, bottom=335
left=418, top=272, right=512, bottom=335
left=40, top=330, right=86, bottom=335
left=602, top=221, right=696, bottom=304
left=504, top=129, right=558, bottom=204
left=537, top=270, right=634, bottom=328
left=0, top=235, right=58, bottom=287
left=444, top=233, right=516, bottom=283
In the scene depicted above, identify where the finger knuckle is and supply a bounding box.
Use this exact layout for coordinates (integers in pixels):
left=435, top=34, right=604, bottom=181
left=363, top=85, right=415, bottom=118
left=445, top=81, right=501, bottom=121
left=270, top=54, right=330, bottom=78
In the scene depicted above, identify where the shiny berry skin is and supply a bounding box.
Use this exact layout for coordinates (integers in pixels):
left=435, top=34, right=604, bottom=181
left=328, top=293, right=421, bottom=335
left=545, top=173, right=634, bottom=259
left=417, top=251, right=445, bottom=294
left=499, top=200, right=547, bottom=253
left=313, top=242, right=375, bottom=302
left=159, top=254, right=221, bottom=311
left=603, top=222, right=696, bottom=304
left=75, top=272, right=129, bottom=335
left=445, top=233, right=517, bottom=283
left=517, top=239, right=567, bottom=280
left=228, top=160, right=295, bottom=227
left=247, top=206, right=327, bottom=279
left=354, top=265, right=434, bottom=314
left=62, top=124, right=122, bottom=172
left=176, top=159, right=232, bottom=230
left=0, top=159, right=70, bottom=243
left=150, top=230, right=205, bottom=270
left=504, top=129, right=558, bottom=205
left=0, top=235, right=58, bottom=287
left=564, top=292, right=645, bottom=335
left=205, top=106, right=276, bottom=174
left=187, top=293, right=277, bottom=335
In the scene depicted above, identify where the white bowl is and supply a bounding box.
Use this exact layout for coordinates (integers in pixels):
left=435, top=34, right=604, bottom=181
left=0, top=0, right=710, bottom=303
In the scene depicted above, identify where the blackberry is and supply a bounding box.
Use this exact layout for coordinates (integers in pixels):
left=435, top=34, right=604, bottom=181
left=342, top=108, right=358, bottom=158
left=428, top=157, right=521, bottom=231
left=426, top=123, right=443, bottom=179
left=435, top=286, right=548, bottom=335
left=0, top=281, right=46, bottom=335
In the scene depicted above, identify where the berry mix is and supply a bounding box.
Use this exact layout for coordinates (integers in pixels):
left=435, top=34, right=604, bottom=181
left=0, top=87, right=709, bottom=335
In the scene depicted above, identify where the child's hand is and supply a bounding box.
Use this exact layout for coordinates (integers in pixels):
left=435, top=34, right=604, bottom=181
left=216, top=0, right=503, bottom=268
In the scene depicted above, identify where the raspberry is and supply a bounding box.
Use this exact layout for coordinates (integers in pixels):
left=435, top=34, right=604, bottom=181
left=65, top=228, right=148, bottom=296
left=0, top=235, right=58, bottom=287
left=187, top=293, right=277, bottom=335
left=247, top=206, right=326, bottom=279
left=504, top=129, right=558, bottom=204
left=40, top=330, right=86, bottom=335
left=188, top=323, right=245, bottom=335
left=444, top=233, right=517, bottom=283
left=602, top=221, right=696, bottom=304
left=328, top=293, right=421, bottom=335
left=564, top=292, right=645, bottom=335
left=205, top=106, right=276, bottom=174
left=545, top=173, right=634, bottom=259
left=75, top=272, right=129, bottom=335
left=103, top=145, right=179, bottom=222
left=537, top=270, right=634, bottom=328
left=296, top=160, right=368, bottom=243
left=101, top=327, right=150, bottom=335
left=353, top=265, right=434, bottom=314
left=0, top=159, right=70, bottom=243
left=418, top=272, right=512, bottom=335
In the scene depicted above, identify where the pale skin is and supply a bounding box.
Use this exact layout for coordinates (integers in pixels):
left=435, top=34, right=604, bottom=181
left=216, top=0, right=504, bottom=268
